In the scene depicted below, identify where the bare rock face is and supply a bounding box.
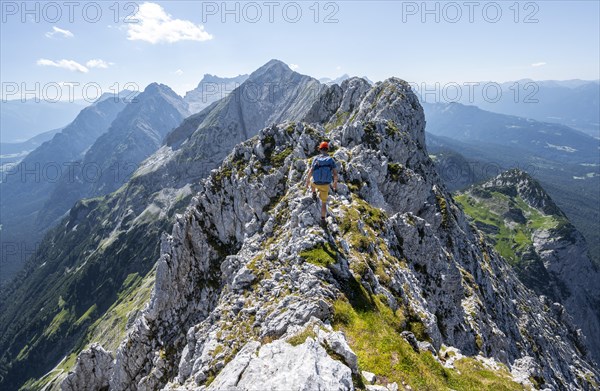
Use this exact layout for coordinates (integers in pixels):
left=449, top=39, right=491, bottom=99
left=62, top=78, right=599, bottom=391
left=205, top=338, right=353, bottom=391
left=61, top=344, right=114, bottom=391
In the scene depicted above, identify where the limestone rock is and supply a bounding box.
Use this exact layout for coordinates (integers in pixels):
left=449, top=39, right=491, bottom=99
left=61, top=343, right=114, bottom=391
left=207, top=339, right=353, bottom=391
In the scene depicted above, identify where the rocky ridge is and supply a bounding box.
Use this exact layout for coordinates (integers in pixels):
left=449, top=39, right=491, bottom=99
left=63, top=78, right=599, bottom=390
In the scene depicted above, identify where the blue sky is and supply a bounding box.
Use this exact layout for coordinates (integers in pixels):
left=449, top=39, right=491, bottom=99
left=1, top=1, right=599, bottom=100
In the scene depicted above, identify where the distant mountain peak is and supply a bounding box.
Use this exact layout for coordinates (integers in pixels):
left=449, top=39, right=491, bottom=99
left=143, top=82, right=177, bottom=95
left=479, top=169, right=563, bottom=216
left=94, top=90, right=138, bottom=104
left=196, top=73, right=249, bottom=86
left=263, top=58, right=290, bottom=69
left=248, top=59, right=297, bottom=81
left=184, top=74, right=250, bottom=114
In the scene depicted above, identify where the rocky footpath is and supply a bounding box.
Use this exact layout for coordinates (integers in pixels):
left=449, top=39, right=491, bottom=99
left=62, top=78, right=599, bottom=390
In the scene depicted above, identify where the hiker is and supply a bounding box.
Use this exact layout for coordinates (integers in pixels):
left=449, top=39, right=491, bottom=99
left=305, top=141, right=338, bottom=225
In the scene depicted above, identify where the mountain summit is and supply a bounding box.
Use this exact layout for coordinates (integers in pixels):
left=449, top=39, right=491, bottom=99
left=184, top=73, right=249, bottom=114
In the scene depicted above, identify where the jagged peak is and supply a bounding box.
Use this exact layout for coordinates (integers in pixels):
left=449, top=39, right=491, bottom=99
left=142, top=82, right=180, bottom=98
left=124, top=82, right=189, bottom=117
left=263, top=58, right=291, bottom=69
left=340, top=76, right=371, bottom=90
left=301, top=75, right=426, bottom=152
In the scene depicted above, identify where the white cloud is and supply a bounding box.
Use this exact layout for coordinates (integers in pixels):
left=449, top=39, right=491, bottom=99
left=175, top=69, right=184, bottom=75
left=531, top=62, right=547, bottom=67
left=127, top=2, right=213, bottom=44
left=86, top=59, right=111, bottom=69
left=45, top=26, right=74, bottom=39
left=37, top=59, right=88, bottom=73
left=290, top=64, right=299, bottom=70
left=336, top=65, right=342, bottom=71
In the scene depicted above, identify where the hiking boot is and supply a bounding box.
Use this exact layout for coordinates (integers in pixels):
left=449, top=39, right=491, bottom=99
left=320, top=217, right=327, bottom=228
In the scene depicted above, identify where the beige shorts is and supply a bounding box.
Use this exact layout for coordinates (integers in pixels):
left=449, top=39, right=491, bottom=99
left=311, top=182, right=330, bottom=202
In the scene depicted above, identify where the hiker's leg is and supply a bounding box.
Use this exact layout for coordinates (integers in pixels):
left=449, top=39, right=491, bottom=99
left=316, top=184, right=329, bottom=218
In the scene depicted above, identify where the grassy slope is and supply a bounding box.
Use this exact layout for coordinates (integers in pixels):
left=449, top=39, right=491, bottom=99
left=454, top=191, right=565, bottom=265
left=19, top=268, right=155, bottom=390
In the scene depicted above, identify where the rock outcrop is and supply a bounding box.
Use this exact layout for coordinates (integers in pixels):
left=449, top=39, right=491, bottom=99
left=62, top=78, right=599, bottom=390
left=61, top=344, right=114, bottom=391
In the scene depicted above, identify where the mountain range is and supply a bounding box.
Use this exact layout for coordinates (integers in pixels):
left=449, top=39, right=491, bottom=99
left=424, top=102, right=600, bottom=265
left=455, top=169, right=600, bottom=363
left=0, top=60, right=327, bottom=388
left=1, top=100, right=88, bottom=144
left=0, top=96, right=129, bottom=282
left=0, top=85, right=188, bottom=283
left=54, top=71, right=597, bottom=390
left=0, top=61, right=598, bottom=391
left=419, top=80, right=600, bottom=138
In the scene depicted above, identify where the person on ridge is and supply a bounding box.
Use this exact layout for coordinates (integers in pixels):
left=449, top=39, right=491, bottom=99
left=305, top=141, right=338, bottom=225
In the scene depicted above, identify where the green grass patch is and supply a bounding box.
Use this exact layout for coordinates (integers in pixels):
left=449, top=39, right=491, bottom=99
left=271, top=147, right=293, bottom=168
left=211, top=165, right=233, bottom=192
left=287, top=328, right=318, bottom=346
left=300, top=242, right=338, bottom=267
left=84, top=269, right=155, bottom=352
left=74, top=304, right=98, bottom=327
left=332, top=298, right=524, bottom=390
left=388, top=163, right=404, bottom=182
left=42, top=308, right=75, bottom=338
left=385, top=120, right=399, bottom=137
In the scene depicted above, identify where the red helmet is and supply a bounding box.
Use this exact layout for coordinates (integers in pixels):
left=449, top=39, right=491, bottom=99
left=319, top=141, right=329, bottom=150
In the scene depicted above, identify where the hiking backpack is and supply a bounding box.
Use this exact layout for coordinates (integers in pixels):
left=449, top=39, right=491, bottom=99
left=312, top=156, right=336, bottom=184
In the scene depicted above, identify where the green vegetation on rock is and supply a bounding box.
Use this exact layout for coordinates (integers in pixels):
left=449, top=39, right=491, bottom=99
left=455, top=191, right=564, bottom=265
left=287, top=328, right=318, bottom=346
left=332, top=298, right=524, bottom=390
left=300, top=242, right=338, bottom=267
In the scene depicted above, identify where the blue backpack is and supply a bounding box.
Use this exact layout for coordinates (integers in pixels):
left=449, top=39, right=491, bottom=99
left=312, top=155, right=336, bottom=184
